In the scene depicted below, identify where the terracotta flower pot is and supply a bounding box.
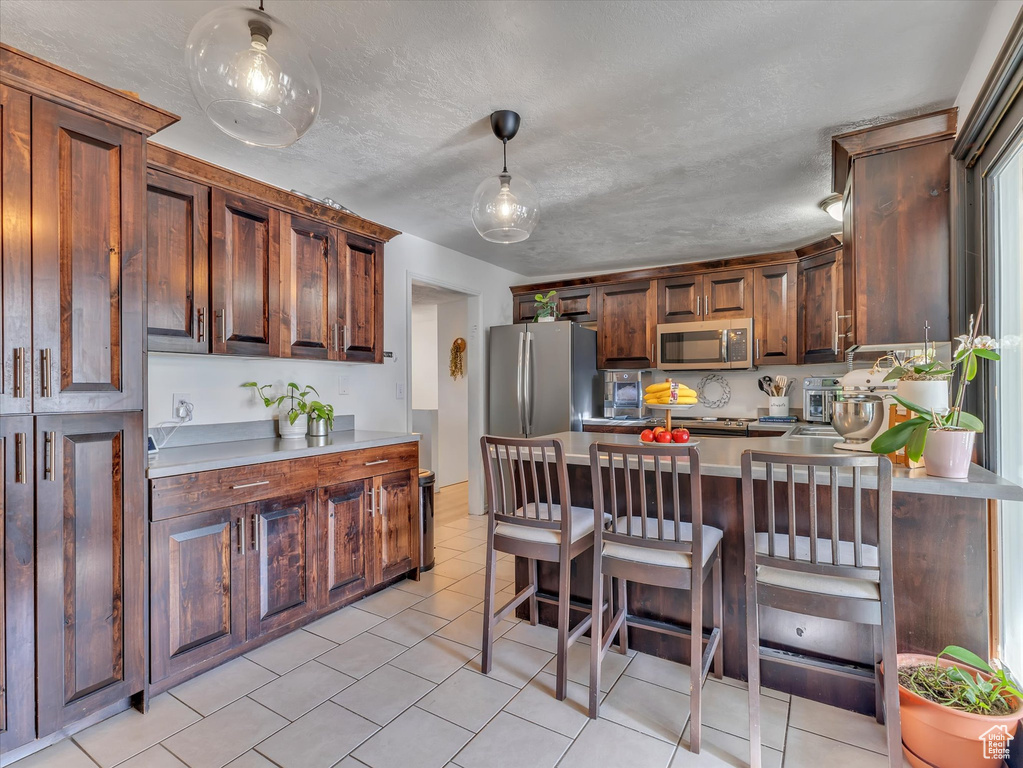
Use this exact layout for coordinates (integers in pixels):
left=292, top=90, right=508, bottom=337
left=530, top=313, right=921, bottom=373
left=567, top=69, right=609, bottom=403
left=922, top=429, right=976, bottom=478
left=889, top=653, right=1022, bottom=768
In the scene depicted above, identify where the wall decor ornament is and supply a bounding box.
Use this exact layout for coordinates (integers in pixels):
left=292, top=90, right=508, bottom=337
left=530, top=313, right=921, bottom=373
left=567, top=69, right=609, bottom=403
left=449, top=337, right=467, bottom=380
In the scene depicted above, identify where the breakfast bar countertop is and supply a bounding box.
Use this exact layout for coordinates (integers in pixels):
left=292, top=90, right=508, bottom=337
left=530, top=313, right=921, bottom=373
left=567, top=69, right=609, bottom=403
left=539, top=430, right=1023, bottom=501
left=147, top=429, right=420, bottom=478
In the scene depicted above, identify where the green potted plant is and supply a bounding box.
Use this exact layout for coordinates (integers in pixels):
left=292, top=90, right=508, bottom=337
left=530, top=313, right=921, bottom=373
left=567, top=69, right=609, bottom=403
left=243, top=381, right=325, bottom=439
left=533, top=290, right=559, bottom=322
left=871, top=308, right=999, bottom=478
left=306, top=398, right=335, bottom=437
left=879, top=350, right=952, bottom=417
left=891, top=645, right=1022, bottom=767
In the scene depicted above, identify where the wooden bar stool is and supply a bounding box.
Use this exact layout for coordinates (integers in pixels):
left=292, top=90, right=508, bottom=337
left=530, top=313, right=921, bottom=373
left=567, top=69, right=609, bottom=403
left=587, top=442, right=723, bottom=754
left=741, top=451, right=899, bottom=768
left=480, top=435, right=601, bottom=700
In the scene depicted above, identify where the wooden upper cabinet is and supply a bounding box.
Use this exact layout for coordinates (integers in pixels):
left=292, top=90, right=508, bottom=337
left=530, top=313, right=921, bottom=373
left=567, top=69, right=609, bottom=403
left=246, top=491, right=317, bottom=637
left=211, top=188, right=280, bottom=357
left=753, top=263, right=797, bottom=365
left=658, top=274, right=702, bottom=323
left=513, top=293, right=538, bottom=323
left=319, top=481, right=370, bottom=607
left=703, top=269, right=752, bottom=319
left=280, top=213, right=337, bottom=360
left=596, top=281, right=656, bottom=369
left=338, top=233, right=383, bottom=363
left=31, top=98, right=145, bottom=412
left=555, top=287, right=596, bottom=322
left=798, top=248, right=850, bottom=364
left=34, top=412, right=144, bottom=733
left=150, top=505, right=246, bottom=683
left=146, top=169, right=210, bottom=354
left=373, top=469, right=416, bottom=584
left=1, top=85, right=32, bottom=416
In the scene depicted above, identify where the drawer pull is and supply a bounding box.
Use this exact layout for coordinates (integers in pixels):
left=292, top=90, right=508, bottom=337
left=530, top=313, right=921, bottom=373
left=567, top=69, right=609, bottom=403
left=232, top=480, right=270, bottom=489
left=364, top=459, right=389, bottom=466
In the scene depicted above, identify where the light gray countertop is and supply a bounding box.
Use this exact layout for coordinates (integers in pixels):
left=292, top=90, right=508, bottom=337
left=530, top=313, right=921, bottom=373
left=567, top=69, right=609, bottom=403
left=147, top=430, right=419, bottom=478
left=537, top=430, right=1023, bottom=502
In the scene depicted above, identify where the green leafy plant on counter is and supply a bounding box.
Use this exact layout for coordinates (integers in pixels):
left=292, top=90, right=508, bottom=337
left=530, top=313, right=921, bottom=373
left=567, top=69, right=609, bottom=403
left=533, top=290, right=559, bottom=321
left=242, top=381, right=333, bottom=428
left=899, top=645, right=1023, bottom=716
left=871, top=307, right=1000, bottom=461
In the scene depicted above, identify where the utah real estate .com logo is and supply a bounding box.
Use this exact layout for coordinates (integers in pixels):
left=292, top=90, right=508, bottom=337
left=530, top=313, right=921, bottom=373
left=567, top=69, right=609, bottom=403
left=979, top=724, right=1014, bottom=761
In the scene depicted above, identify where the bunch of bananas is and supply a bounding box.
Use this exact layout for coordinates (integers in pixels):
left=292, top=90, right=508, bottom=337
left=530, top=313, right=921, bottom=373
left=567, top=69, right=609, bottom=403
left=643, top=380, right=697, bottom=405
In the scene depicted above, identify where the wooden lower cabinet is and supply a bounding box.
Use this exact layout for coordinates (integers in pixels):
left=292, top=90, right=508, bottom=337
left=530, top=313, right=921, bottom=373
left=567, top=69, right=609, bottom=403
left=34, top=412, right=145, bottom=734
left=375, top=470, right=417, bottom=583
left=320, top=481, right=370, bottom=608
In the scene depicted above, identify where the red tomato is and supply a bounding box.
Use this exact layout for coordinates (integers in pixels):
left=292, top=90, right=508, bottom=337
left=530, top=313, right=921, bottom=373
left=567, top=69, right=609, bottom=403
left=639, top=429, right=655, bottom=442
left=655, top=431, right=673, bottom=443
left=671, top=428, right=691, bottom=443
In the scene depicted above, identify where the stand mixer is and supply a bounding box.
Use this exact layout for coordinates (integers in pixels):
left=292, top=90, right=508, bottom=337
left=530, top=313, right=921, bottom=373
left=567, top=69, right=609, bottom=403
left=831, top=367, right=897, bottom=452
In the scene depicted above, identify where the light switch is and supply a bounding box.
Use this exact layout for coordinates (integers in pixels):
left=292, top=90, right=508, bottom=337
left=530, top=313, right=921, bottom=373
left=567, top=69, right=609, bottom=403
left=338, top=375, right=350, bottom=395
left=395, top=382, right=405, bottom=399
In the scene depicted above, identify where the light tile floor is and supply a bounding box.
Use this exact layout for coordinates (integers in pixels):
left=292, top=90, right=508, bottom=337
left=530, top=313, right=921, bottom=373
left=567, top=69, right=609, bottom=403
left=11, top=503, right=911, bottom=768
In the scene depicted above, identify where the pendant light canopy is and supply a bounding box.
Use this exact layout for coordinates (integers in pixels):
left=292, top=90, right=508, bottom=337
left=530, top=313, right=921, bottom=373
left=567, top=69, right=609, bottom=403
left=819, top=192, right=844, bottom=222
left=472, top=110, right=540, bottom=244
left=186, top=2, right=321, bottom=148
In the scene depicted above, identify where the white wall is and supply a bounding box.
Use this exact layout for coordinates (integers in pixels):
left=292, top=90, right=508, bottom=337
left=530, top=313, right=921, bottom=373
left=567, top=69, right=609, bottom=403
left=436, top=299, right=469, bottom=488
left=148, top=230, right=527, bottom=515
left=956, top=0, right=1022, bottom=118
left=411, top=304, right=438, bottom=410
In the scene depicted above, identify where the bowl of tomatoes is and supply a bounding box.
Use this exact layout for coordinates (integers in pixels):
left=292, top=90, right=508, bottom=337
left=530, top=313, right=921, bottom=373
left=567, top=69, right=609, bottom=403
left=638, top=426, right=694, bottom=445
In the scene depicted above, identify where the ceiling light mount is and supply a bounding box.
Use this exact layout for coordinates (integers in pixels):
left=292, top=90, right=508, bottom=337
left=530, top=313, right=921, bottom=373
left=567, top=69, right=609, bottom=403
left=819, top=192, right=844, bottom=222
left=471, top=109, right=539, bottom=244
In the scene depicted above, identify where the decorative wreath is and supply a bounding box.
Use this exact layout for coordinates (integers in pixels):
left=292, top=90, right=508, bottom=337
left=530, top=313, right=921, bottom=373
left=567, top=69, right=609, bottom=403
left=697, top=373, right=731, bottom=408
left=449, top=337, right=467, bottom=380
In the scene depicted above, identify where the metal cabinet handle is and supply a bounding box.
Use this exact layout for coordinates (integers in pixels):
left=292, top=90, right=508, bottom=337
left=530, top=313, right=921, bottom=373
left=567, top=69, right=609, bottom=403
left=832, top=311, right=852, bottom=353
left=333, top=323, right=340, bottom=352
left=13, top=347, right=25, bottom=398
left=215, top=309, right=226, bottom=343
left=342, top=325, right=350, bottom=353
left=15, top=433, right=26, bottom=484
left=43, top=431, right=55, bottom=481
left=197, top=308, right=206, bottom=343
left=232, top=480, right=270, bottom=489
left=251, top=514, right=259, bottom=551
left=364, top=459, right=389, bottom=466
left=236, top=518, right=244, bottom=553
left=755, top=338, right=761, bottom=362
left=367, top=487, right=376, bottom=518
left=705, top=294, right=709, bottom=316
left=696, top=295, right=701, bottom=317
left=41, top=349, right=52, bottom=398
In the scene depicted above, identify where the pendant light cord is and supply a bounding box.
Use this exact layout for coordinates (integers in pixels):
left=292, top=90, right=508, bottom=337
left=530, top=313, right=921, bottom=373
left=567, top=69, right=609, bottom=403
left=259, top=0, right=264, bottom=10
left=502, top=139, right=508, bottom=174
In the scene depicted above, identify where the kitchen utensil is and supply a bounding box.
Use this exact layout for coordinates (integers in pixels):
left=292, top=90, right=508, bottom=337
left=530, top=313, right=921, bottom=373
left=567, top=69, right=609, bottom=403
left=776, top=375, right=788, bottom=395
left=759, top=376, right=773, bottom=395
left=758, top=379, right=769, bottom=394
left=831, top=394, right=886, bottom=448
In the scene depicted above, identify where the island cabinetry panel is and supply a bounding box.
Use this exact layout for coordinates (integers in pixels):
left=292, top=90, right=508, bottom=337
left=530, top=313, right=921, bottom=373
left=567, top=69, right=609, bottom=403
left=210, top=188, right=281, bottom=357
left=146, top=169, right=210, bottom=354
left=798, top=247, right=850, bottom=364
left=0, top=418, right=36, bottom=751
left=338, top=233, right=384, bottom=363
left=34, top=412, right=145, bottom=734
left=596, top=281, right=656, bottom=369
left=280, top=214, right=337, bottom=360
left=753, top=263, right=797, bottom=365
left=31, top=99, right=145, bottom=413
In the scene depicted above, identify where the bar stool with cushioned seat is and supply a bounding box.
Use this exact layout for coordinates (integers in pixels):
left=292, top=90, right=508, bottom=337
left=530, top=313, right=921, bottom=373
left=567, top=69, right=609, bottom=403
left=587, top=442, right=723, bottom=754
left=741, top=450, right=899, bottom=768
left=480, top=435, right=604, bottom=701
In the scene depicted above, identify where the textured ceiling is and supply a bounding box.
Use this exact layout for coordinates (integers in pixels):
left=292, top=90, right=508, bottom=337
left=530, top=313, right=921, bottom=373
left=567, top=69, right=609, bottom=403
left=0, top=0, right=993, bottom=277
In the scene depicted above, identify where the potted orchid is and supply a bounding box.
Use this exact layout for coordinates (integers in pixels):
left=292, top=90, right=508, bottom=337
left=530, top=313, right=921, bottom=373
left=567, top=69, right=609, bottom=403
left=871, top=307, right=999, bottom=478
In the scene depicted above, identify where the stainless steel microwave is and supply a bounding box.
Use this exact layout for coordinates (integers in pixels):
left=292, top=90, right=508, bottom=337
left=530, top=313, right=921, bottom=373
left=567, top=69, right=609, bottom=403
left=655, top=319, right=753, bottom=371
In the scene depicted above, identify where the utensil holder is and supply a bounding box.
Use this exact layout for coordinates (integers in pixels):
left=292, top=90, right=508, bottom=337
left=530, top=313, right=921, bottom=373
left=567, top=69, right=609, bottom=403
left=768, top=397, right=789, bottom=417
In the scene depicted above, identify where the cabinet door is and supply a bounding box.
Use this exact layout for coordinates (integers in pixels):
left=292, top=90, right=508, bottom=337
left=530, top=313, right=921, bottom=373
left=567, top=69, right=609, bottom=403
left=513, top=293, right=538, bottom=323
left=151, top=506, right=246, bottom=683
left=210, top=189, right=280, bottom=356
left=657, top=275, right=703, bottom=323
left=319, top=481, right=370, bottom=607
left=798, top=249, right=850, bottom=364
left=280, top=214, right=337, bottom=360
left=703, top=269, right=753, bottom=319
left=338, top=233, right=383, bottom=363
left=596, top=281, right=656, bottom=369
left=753, top=263, right=797, bottom=365
left=31, top=98, right=145, bottom=412
left=557, top=287, right=595, bottom=323
left=34, top=412, right=144, bottom=735
left=146, top=169, right=210, bottom=354
left=0, top=417, right=35, bottom=752
left=373, top=470, right=417, bottom=584
left=246, top=491, right=317, bottom=637
left=1, top=85, right=32, bottom=415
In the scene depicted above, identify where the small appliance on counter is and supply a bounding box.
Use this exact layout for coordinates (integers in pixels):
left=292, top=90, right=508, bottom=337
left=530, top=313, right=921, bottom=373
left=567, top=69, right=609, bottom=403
left=602, top=370, right=652, bottom=419
left=831, top=367, right=897, bottom=451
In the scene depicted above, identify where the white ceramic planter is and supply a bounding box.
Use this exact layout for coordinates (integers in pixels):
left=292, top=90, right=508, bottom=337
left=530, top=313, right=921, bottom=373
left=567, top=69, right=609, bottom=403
left=922, top=428, right=975, bottom=478
left=278, top=412, right=307, bottom=439
left=897, top=379, right=949, bottom=415
left=537, top=315, right=556, bottom=323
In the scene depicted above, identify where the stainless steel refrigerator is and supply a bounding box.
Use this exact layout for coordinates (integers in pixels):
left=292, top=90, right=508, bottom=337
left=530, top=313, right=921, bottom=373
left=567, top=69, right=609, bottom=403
left=488, top=322, right=598, bottom=437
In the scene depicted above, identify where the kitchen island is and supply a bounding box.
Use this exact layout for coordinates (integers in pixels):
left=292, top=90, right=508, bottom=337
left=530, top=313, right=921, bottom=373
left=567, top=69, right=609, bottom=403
left=513, top=431, right=1022, bottom=714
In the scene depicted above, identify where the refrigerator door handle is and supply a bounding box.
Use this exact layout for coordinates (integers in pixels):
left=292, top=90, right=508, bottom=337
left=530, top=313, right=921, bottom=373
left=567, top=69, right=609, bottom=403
left=517, top=331, right=526, bottom=435
left=524, top=331, right=534, bottom=435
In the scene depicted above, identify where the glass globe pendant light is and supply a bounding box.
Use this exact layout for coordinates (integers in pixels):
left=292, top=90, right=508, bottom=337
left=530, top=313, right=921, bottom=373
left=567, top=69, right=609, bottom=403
left=186, top=1, right=321, bottom=148
left=472, top=110, right=540, bottom=244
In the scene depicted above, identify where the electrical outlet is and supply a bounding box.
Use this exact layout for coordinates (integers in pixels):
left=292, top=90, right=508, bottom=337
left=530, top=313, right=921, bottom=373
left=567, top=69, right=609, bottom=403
left=395, top=382, right=405, bottom=400
left=338, top=375, right=350, bottom=396
left=172, top=393, right=192, bottom=420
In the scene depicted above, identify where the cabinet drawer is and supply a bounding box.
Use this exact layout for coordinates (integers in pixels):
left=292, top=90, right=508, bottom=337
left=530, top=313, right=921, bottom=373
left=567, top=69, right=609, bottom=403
left=151, top=459, right=317, bottom=520
left=317, top=441, right=419, bottom=485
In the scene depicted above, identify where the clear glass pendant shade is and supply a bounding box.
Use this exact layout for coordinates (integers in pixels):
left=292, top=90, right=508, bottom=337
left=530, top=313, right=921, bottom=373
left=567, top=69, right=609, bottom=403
left=471, top=172, right=540, bottom=244
left=186, top=5, right=321, bottom=147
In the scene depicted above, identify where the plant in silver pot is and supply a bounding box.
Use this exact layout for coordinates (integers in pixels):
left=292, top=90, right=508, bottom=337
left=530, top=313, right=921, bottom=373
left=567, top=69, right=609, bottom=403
left=871, top=307, right=999, bottom=478
left=243, top=381, right=332, bottom=439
